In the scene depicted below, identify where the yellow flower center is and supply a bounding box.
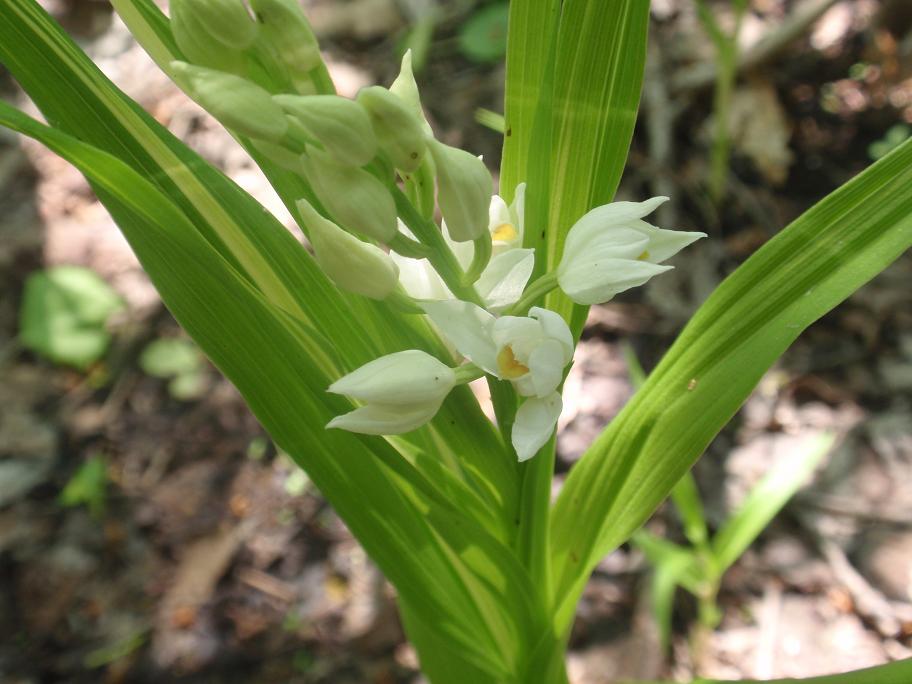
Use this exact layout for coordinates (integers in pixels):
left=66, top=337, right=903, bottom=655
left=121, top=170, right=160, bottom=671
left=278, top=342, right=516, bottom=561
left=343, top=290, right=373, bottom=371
left=637, top=249, right=650, bottom=260
left=492, top=222, right=518, bottom=242
left=496, top=345, right=529, bottom=379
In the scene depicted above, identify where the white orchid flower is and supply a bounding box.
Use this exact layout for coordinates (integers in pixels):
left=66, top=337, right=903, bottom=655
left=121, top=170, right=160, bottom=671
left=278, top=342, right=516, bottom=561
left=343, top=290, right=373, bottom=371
left=488, top=182, right=525, bottom=255
left=421, top=300, right=572, bottom=461
left=392, top=184, right=533, bottom=311
left=557, top=196, right=706, bottom=305
left=327, top=350, right=456, bottom=434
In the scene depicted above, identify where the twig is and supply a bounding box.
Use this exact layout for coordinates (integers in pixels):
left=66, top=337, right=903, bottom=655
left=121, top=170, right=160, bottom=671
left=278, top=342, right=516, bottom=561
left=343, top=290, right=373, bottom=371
left=672, top=0, right=842, bottom=94
left=805, top=527, right=902, bottom=638
left=753, top=581, right=782, bottom=679
left=795, top=493, right=912, bottom=527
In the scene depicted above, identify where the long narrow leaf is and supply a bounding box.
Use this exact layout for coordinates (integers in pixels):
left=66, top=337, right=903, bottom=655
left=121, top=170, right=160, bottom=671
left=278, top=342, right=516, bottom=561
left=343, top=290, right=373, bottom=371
left=712, top=433, right=834, bottom=572
left=551, top=139, right=912, bottom=632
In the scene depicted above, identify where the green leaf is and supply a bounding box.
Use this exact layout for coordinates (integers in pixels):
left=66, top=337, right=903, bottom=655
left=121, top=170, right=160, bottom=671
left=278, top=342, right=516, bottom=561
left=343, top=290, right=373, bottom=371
left=541, top=0, right=651, bottom=332
left=712, top=433, right=834, bottom=573
left=19, top=266, right=123, bottom=369
left=551, top=138, right=912, bottom=634
left=59, top=454, right=108, bottom=518
left=459, top=3, right=510, bottom=64
left=139, top=337, right=202, bottom=378
left=500, top=0, right=560, bottom=201
left=634, top=530, right=698, bottom=652
left=670, top=472, right=710, bottom=549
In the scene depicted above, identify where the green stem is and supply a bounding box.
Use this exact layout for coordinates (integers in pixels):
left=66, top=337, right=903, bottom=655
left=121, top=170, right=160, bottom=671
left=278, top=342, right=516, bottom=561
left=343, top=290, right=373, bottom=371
left=704, top=2, right=748, bottom=204
left=453, top=363, right=485, bottom=384
left=404, top=159, right=436, bottom=221
left=462, top=231, right=493, bottom=286
left=487, top=376, right=518, bottom=448
left=707, top=38, right=738, bottom=203
left=504, top=271, right=559, bottom=316
left=392, top=187, right=485, bottom=306
left=389, top=232, right=432, bottom=258
left=515, top=433, right=557, bottom=603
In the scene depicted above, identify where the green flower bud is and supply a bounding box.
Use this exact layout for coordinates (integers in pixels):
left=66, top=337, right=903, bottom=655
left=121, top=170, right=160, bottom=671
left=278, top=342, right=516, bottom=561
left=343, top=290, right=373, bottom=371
left=296, top=198, right=399, bottom=299
left=170, top=62, right=288, bottom=142
left=274, top=95, right=377, bottom=167
left=170, top=0, right=246, bottom=72
left=250, top=139, right=303, bottom=172
left=357, top=86, right=427, bottom=173
left=428, top=139, right=492, bottom=242
left=390, top=50, right=432, bottom=136
left=300, top=147, right=397, bottom=243
left=170, top=0, right=258, bottom=50
left=248, top=0, right=322, bottom=91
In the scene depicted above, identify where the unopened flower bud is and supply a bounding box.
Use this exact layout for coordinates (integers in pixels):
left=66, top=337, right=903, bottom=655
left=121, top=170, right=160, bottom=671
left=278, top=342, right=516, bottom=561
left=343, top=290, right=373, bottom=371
left=296, top=198, right=399, bottom=299
left=428, top=139, right=492, bottom=242
left=169, top=0, right=246, bottom=72
left=274, top=95, right=377, bottom=167
left=170, top=62, right=288, bottom=142
left=357, top=86, right=427, bottom=173
left=327, top=350, right=456, bottom=434
left=329, top=350, right=455, bottom=406
left=390, top=51, right=425, bottom=125
left=300, top=148, right=397, bottom=243
left=170, top=0, right=258, bottom=50
left=248, top=0, right=322, bottom=90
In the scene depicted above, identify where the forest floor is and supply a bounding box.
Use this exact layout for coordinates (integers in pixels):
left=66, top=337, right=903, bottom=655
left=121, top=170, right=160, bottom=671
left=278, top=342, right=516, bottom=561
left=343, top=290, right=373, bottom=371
left=2, top=1, right=912, bottom=682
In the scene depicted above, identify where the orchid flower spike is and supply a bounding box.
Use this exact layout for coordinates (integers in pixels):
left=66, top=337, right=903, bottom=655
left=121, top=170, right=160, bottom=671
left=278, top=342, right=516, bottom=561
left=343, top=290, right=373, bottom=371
left=557, top=196, right=706, bottom=305
left=327, top=350, right=456, bottom=434
left=422, top=300, right=572, bottom=461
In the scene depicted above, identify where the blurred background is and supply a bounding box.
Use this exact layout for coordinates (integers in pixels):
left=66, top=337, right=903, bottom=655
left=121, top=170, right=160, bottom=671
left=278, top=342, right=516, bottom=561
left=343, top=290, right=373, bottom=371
left=1, top=0, right=912, bottom=682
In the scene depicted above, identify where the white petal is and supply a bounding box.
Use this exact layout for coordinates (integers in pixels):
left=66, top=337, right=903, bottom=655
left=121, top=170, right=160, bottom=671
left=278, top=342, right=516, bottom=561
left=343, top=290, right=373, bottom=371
left=492, top=315, right=542, bottom=363
left=558, top=258, right=672, bottom=305
left=391, top=251, right=452, bottom=300
left=561, top=226, right=649, bottom=274
left=328, top=350, right=455, bottom=405
left=571, top=197, right=668, bottom=237
left=421, top=300, right=498, bottom=373
left=477, top=249, right=535, bottom=312
left=629, top=220, right=707, bottom=264
left=511, top=182, right=526, bottom=237
left=528, top=307, right=574, bottom=364
left=327, top=401, right=441, bottom=435
left=488, top=193, right=512, bottom=231
left=441, top=220, right=474, bottom=270
left=512, top=392, right=563, bottom=462
left=526, top=338, right=566, bottom=397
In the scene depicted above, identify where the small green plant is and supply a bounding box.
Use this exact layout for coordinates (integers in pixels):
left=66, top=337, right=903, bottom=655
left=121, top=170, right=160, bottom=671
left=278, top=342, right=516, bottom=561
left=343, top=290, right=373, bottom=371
left=19, top=265, right=123, bottom=369
left=58, top=453, right=108, bottom=519
left=868, top=124, right=911, bottom=161
left=139, top=336, right=206, bottom=400
left=695, top=0, right=750, bottom=203
left=458, top=2, right=510, bottom=64
left=635, top=438, right=833, bottom=652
